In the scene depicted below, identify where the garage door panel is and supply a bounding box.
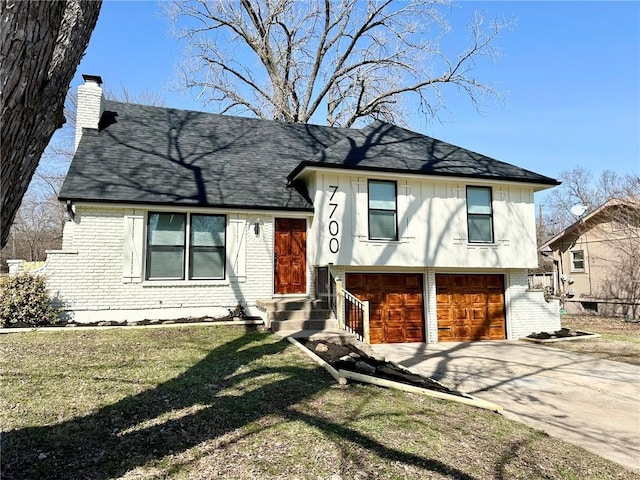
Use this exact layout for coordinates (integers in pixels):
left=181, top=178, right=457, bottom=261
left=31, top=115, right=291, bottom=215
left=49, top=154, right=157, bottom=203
left=345, top=274, right=363, bottom=289
left=404, top=292, right=423, bottom=306
left=453, top=325, right=471, bottom=339
left=487, top=292, right=504, bottom=303
left=452, top=293, right=467, bottom=304
left=346, top=273, right=424, bottom=344
left=436, top=274, right=505, bottom=342
left=451, top=276, right=469, bottom=288
left=470, top=307, right=486, bottom=321
left=369, top=327, right=385, bottom=344
left=384, top=326, right=406, bottom=343
left=404, top=327, right=424, bottom=342
left=488, top=304, right=505, bottom=317
left=386, top=293, right=403, bottom=306
left=468, top=276, right=485, bottom=288
left=486, top=275, right=504, bottom=289
left=438, top=326, right=454, bottom=340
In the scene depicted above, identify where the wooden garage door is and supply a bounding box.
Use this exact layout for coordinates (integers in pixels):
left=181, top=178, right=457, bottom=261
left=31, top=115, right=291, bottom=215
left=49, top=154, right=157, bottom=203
left=346, top=273, right=424, bottom=344
left=436, top=274, right=505, bottom=341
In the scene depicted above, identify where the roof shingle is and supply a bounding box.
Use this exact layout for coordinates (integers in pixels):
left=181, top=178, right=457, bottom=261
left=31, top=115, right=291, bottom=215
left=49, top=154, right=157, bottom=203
left=59, top=101, right=558, bottom=210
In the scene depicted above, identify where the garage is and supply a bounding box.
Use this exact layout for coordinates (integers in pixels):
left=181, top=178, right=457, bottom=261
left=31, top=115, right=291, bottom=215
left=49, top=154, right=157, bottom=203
left=345, top=273, right=424, bottom=344
left=436, top=274, right=506, bottom=341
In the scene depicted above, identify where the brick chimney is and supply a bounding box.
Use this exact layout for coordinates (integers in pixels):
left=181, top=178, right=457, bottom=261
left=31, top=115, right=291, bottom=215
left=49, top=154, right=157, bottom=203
left=75, top=74, right=104, bottom=151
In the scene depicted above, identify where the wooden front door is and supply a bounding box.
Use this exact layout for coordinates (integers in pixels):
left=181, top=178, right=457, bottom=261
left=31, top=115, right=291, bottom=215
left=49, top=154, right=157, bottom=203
left=346, top=273, right=425, bottom=344
left=274, top=218, right=307, bottom=294
left=436, top=274, right=506, bottom=341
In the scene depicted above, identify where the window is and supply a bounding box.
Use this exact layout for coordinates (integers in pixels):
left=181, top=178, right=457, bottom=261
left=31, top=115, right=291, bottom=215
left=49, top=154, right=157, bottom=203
left=147, top=213, right=186, bottom=280
left=466, top=186, right=494, bottom=243
left=146, top=212, right=226, bottom=280
left=581, top=301, right=598, bottom=313
left=189, top=214, right=226, bottom=279
left=368, top=180, right=397, bottom=240
left=571, top=250, right=585, bottom=272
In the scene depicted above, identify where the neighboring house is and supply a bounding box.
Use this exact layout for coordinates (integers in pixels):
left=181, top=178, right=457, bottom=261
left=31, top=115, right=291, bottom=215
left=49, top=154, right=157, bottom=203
left=22, top=75, right=561, bottom=343
left=539, top=199, right=640, bottom=318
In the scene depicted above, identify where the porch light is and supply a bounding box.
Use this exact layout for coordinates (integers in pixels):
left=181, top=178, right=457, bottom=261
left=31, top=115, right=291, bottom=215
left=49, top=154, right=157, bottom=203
left=254, top=222, right=260, bottom=236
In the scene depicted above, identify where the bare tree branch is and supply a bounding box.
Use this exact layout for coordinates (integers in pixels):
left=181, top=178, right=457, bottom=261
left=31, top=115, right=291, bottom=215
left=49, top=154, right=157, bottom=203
left=166, top=0, right=511, bottom=127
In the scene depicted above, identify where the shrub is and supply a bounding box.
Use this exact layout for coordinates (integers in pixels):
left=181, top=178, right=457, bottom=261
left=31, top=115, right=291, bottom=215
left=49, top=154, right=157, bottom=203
left=0, top=273, right=59, bottom=327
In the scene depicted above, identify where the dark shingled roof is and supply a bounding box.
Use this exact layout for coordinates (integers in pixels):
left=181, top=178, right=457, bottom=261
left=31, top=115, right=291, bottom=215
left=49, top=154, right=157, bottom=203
left=59, top=101, right=558, bottom=210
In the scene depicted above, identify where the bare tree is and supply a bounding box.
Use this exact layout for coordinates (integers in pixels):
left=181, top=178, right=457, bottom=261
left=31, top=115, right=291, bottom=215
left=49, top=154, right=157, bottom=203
left=165, top=0, right=510, bottom=127
left=0, top=0, right=102, bottom=249
left=541, top=167, right=640, bottom=236
left=0, top=87, right=166, bottom=268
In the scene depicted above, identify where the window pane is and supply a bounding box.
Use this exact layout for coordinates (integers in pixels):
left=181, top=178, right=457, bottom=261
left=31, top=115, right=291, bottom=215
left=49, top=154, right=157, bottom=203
left=148, top=247, right=184, bottom=279
left=369, top=210, right=397, bottom=239
left=468, top=215, right=493, bottom=242
left=369, top=182, right=396, bottom=210
left=190, top=248, right=225, bottom=278
left=467, top=187, right=492, bottom=214
left=192, top=215, right=225, bottom=246
left=149, top=213, right=185, bottom=245
left=572, top=251, right=584, bottom=270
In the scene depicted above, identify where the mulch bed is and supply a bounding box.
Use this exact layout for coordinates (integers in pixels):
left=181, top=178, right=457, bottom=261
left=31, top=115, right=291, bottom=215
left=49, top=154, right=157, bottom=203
left=527, top=327, right=594, bottom=340
left=301, top=338, right=464, bottom=397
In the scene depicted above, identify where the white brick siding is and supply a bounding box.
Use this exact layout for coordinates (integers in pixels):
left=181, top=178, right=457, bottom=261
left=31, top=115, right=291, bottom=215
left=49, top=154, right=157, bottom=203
left=40, top=206, right=280, bottom=322
left=40, top=206, right=559, bottom=336
left=506, top=269, right=561, bottom=339
left=75, top=78, right=105, bottom=151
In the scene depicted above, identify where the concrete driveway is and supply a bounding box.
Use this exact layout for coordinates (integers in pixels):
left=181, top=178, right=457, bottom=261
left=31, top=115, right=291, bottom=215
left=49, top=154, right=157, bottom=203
left=371, top=340, right=640, bottom=473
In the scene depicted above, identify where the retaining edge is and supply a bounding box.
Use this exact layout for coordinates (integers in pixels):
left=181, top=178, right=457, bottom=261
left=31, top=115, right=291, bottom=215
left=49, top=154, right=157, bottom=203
left=339, top=369, right=503, bottom=413
left=287, top=336, right=347, bottom=385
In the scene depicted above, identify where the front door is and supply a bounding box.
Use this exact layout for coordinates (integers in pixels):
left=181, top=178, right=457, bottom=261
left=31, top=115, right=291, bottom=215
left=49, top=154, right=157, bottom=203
left=274, top=218, right=307, bottom=294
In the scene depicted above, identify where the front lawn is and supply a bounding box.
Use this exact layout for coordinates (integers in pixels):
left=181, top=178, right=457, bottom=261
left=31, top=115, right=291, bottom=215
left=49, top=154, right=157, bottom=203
left=1, top=326, right=635, bottom=479
left=557, top=315, right=640, bottom=365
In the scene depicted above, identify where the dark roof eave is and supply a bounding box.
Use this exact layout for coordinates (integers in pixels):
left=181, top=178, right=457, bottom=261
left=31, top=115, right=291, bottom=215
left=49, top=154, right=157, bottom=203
left=288, top=161, right=560, bottom=186
left=58, top=196, right=314, bottom=212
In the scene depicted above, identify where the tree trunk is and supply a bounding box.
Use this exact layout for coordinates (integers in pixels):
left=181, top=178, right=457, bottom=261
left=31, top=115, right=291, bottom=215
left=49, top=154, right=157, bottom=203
left=0, top=0, right=102, bottom=249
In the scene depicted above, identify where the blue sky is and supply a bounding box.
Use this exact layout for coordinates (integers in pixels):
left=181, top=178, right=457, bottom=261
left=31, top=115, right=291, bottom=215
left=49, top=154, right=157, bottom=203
left=69, top=1, right=639, bottom=197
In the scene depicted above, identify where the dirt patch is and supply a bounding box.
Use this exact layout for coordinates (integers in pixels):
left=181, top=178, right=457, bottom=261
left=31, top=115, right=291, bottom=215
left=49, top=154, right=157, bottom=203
left=563, top=315, right=640, bottom=335
left=301, top=338, right=464, bottom=397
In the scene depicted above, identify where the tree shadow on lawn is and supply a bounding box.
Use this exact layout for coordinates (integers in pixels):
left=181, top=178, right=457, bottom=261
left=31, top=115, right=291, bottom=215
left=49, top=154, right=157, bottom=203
left=3, top=328, right=477, bottom=480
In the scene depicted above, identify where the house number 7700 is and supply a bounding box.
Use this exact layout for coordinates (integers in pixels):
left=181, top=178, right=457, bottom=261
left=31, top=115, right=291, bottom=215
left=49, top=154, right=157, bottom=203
left=328, top=185, right=339, bottom=254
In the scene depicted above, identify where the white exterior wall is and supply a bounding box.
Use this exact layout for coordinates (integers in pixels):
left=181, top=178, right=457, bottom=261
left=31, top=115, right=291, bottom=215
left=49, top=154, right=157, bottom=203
left=39, top=206, right=287, bottom=322
left=310, top=171, right=538, bottom=269
left=506, top=269, right=561, bottom=339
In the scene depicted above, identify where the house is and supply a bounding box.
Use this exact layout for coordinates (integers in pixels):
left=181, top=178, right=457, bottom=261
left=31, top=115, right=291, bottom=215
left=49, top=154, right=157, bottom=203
left=25, top=74, right=561, bottom=343
left=539, top=199, right=640, bottom=318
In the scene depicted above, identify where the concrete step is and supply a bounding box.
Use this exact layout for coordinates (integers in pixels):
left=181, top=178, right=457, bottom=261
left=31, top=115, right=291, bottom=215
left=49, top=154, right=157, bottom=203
left=256, top=298, right=329, bottom=312
left=270, top=308, right=332, bottom=322
left=270, top=318, right=338, bottom=332
left=274, top=328, right=358, bottom=344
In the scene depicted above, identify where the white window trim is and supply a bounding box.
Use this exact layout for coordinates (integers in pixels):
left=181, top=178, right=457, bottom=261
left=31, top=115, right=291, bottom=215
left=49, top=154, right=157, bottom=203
left=570, top=250, right=586, bottom=273
left=368, top=179, right=398, bottom=241
left=466, top=186, right=495, bottom=244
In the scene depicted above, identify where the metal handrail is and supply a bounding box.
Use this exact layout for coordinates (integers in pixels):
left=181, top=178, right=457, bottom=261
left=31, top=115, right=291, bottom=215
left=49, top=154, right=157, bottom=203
left=326, top=264, right=370, bottom=343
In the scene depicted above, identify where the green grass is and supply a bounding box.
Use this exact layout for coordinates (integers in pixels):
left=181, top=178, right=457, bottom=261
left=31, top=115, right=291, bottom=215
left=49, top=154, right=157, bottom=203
left=1, top=325, right=636, bottom=479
